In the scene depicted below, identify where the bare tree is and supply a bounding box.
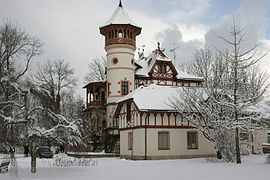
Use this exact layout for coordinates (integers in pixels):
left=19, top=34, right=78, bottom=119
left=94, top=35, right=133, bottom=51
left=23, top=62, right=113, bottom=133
left=35, top=59, right=77, bottom=113
left=172, top=21, right=269, bottom=163
left=0, top=21, right=42, bottom=153
left=84, top=57, right=107, bottom=83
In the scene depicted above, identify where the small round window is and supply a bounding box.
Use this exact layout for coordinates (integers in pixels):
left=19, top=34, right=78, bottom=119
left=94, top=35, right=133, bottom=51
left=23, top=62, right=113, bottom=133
left=112, top=58, right=118, bottom=64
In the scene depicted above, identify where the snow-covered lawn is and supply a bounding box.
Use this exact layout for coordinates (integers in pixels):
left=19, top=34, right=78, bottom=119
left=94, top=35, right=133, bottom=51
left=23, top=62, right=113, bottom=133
left=1, top=154, right=269, bottom=180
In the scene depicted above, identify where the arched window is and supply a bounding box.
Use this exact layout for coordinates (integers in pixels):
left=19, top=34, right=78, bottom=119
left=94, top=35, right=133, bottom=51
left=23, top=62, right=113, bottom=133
left=130, top=31, right=133, bottom=39
left=119, top=29, right=123, bottom=39
left=115, top=29, right=118, bottom=38
left=124, top=29, right=126, bottom=38
left=127, top=30, right=129, bottom=38
left=158, top=65, right=162, bottom=73
left=162, top=65, right=166, bottom=73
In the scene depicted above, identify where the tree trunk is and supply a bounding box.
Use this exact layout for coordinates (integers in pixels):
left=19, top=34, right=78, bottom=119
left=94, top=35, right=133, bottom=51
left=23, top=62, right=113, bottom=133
left=30, top=137, right=37, bottom=173
left=235, top=127, right=241, bottom=164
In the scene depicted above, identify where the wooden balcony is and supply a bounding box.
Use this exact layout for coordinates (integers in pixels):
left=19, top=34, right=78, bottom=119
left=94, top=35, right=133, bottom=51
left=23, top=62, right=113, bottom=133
left=86, top=101, right=106, bottom=108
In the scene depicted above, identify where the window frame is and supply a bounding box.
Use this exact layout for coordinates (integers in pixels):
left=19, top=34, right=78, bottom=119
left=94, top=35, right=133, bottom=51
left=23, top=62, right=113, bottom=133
left=128, top=132, right=133, bottom=150
left=187, top=131, right=198, bottom=149
left=158, top=131, right=170, bottom=150
left=121, top=81, right=129, bottom=95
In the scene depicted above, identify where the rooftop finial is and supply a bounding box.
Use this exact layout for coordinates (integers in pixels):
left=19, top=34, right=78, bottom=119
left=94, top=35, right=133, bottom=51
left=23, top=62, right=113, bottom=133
left=119, top=0, right=122, bottom=7
left=157, top=42, right=160, bottom=50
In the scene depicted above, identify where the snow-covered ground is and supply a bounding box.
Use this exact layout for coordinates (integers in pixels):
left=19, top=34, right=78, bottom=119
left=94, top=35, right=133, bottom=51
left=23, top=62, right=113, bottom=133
left=0, top=154, right=269, bottom=180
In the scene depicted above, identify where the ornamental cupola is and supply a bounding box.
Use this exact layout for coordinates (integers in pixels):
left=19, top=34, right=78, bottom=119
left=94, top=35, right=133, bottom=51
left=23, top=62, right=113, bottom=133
left=99, top=0, right=141, bottom=47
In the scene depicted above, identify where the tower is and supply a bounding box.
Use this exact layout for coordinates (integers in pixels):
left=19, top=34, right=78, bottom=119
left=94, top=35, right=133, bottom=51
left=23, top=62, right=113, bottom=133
left=100, top=1, right=141, bottom=130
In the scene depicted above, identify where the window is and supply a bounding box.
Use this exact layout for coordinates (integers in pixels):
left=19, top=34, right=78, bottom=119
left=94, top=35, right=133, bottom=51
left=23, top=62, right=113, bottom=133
left=128, top=132, right=133, bottom=150
left=187, top=132, right=198, bottom=149
left=119, top=29, right=123, bottom=39
left=162, top=65, right=166, bottom=73
left=127, top=103, right=131, bottom=122
left=121, top=81, right=129, bottom=95
left=158, top=132, right=169, bottom=150
left=267, top=132, right=270, bottom=143
left=124, top=29, right=126, bottom=38
left=113, top=118, right=119, bottom=128
left=112, top=58, right=118, bottom=64
left=107, top=82, right=111, bottom=96
left=158, top=65, right=162, bottom=73
left=115, top=29, right=118, bottom=38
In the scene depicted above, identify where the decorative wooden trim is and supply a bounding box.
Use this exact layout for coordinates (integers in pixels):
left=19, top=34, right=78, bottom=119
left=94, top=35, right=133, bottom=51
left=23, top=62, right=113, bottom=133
left=107, top=51, right=135, bottom=56
left=107, top=67, right=135, bottom=71
left=107, top=95, right=124, bottom=98
left=119, top=125, right=194, bottom=131
left=167, top=112, right=171, bottom=126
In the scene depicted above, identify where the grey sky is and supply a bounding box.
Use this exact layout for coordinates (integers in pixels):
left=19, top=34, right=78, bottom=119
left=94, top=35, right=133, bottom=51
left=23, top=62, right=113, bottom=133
left=1, top=0, right=270, bottom=99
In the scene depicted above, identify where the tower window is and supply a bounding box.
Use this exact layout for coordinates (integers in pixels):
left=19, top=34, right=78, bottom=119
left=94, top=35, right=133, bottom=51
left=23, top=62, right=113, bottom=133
left=112, top=30, right=114, bottom=38
left=112, top=58, right=118, bottom=64
left=109, top=31, right=111, bottom=39
left=127, top=30, right=129, bottom=38
left=121, top=81, right=129, bottom=95
left=115, top=29, right=118, bottom=38
left=119, top=29, right=123, bottom=39
left=130, top=31, right=133, bottom=39
left=124, top=29, right=126, bottom=38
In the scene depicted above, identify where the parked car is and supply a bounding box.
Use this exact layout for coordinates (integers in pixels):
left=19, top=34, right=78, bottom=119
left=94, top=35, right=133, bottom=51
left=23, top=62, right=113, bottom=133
left=36, top=147, right=53, bottom=159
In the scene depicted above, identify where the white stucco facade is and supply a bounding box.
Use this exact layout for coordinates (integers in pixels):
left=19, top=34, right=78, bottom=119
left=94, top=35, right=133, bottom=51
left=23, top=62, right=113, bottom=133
left=120, top=128, right=216, bottom=159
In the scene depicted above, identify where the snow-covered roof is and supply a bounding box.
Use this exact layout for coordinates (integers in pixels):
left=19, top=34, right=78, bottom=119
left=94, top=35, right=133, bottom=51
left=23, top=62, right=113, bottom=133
left=100, top=3, right=139, bottom=28
left=176, top=70, right=204, bottom=81
left=117, top=84, right=179, bottom=112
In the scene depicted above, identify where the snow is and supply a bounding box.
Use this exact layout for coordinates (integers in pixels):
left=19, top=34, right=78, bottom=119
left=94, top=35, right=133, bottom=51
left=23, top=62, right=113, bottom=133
left=101, top=5, right=139, bottom=28
left=135, top=49, right=204, bottom=81
left=118, top=84, right=180, bottom=112
left=67, top=150, right=114, bottom=155
left=176, top=70, right=204, bottom=81
left=1, top=154, right=269, bottom=180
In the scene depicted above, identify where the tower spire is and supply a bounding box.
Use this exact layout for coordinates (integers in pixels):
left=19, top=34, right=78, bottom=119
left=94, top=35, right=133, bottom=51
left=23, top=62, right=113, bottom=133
left=119, top=0, right=122, bottom=7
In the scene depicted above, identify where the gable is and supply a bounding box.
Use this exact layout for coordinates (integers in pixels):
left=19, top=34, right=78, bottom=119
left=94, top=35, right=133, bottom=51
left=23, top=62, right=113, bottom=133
left=149, top=60, right=178, bottom=79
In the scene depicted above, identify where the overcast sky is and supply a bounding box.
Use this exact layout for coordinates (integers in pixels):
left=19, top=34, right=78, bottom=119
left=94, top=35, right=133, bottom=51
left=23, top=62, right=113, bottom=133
left=1, top=0, right=270, bottom=99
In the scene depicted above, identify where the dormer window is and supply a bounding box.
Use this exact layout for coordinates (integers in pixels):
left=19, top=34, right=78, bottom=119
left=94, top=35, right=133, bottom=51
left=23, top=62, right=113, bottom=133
left=158, top=65, right=162, bottom=73
left=158, top=64, right=166, bottom=73
left=162, top=65, right=166, bottom=73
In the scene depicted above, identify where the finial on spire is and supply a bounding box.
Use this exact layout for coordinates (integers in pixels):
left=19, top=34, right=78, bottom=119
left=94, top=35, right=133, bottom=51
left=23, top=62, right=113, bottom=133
left=119, top=0, right=122, bottom=7
left=157, top=42, right=160, bottom=50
